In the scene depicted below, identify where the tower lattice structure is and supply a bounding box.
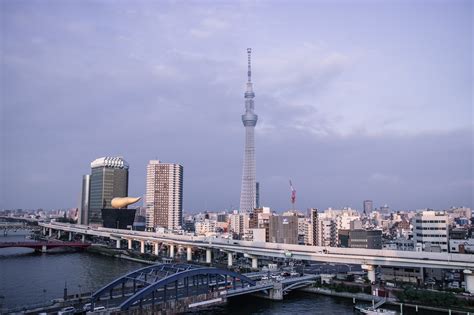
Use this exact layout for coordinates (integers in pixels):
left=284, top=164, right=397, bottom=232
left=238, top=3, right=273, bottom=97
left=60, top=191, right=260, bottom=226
left=239, top=48, right=258, bottom=213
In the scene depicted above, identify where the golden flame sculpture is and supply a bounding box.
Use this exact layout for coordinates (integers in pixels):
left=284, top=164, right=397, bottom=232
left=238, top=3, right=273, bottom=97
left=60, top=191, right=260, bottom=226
left=111, top=197, right=141, bottom=209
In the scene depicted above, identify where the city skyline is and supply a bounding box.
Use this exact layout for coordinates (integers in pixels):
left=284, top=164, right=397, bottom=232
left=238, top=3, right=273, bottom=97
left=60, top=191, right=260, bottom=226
left=1, top=1, right=472, bottom=211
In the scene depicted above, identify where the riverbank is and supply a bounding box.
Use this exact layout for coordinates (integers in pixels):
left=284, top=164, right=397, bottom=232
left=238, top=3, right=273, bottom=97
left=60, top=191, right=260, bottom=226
left=300, top=287, right=474, bottom=315
left=85, top=245, right=156, bottom=265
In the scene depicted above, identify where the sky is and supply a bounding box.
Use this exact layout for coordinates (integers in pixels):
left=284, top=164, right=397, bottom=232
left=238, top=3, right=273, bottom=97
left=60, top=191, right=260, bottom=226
left=1, top=0, right=472, bottom=213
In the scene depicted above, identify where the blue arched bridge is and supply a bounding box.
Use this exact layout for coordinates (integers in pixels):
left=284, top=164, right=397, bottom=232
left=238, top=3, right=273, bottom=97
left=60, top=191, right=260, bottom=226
left=91, top=263, right=317, bottom=312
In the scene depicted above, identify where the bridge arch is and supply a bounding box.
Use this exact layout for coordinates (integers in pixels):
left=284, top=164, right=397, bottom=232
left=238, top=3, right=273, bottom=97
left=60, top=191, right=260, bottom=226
left=282, top=280, right=315, bottom=293
left=91, top=263, right=256, bottom=311
left=119, top=267, right=256, bottom=310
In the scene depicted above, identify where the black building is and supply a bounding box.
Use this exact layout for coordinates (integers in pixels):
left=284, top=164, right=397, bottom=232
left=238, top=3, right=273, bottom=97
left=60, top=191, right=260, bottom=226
left=349, top=229, right=382, bottom=249
left=101, top=208, right=136, bottom=229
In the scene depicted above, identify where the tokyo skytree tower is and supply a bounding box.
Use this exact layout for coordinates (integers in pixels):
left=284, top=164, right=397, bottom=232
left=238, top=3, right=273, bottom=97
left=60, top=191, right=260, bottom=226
left=239, top=48, right=258, bottom=213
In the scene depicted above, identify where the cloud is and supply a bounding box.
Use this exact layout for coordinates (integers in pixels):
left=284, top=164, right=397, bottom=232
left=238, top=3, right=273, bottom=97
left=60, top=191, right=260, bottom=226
left=369, top=173, right=401, bottom=185
left=189, top=17, right=231, bottom=38
left=0, top=0, right=471, bottom=212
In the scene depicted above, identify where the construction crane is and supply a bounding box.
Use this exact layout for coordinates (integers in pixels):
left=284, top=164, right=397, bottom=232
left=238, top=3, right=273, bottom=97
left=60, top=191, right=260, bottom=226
left=289, top=180, right=296, bottom=210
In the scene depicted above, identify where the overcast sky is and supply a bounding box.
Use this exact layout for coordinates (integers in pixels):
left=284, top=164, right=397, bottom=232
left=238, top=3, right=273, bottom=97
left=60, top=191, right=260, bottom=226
left=1, top=0, right=472, bottom=213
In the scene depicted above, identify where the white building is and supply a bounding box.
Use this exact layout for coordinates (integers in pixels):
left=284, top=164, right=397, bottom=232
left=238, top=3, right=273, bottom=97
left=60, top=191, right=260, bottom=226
left=145, top=160, right=183, bottom=231
left=229, top=212, right=249, bottom=235
left=195, top=219, right=216, bottom=235
left=314, top=213, right=337, bottom=247
left=449, top=239, right=474, bottom=253
left=250, top=228, right=266, bottom=242
left=413, top=210, right=449, bottom=252
left=298, top=217, right=310, bottom=245
left=336, top=213, right=361, bottom=230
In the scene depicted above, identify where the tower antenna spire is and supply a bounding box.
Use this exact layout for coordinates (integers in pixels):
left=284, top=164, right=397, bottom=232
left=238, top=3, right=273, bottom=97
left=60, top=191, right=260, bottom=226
left=247, top=48, right=252, bottom=82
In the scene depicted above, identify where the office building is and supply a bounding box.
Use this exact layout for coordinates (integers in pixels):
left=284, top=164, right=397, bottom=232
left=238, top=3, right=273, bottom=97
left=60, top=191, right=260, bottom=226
left=349, top=229, right=382, bottom=249
left=101, top=208, right=136, bottom=229
left=363, top=200, right=373, bottom=215
left=87, top=157, right=129, bottom=225
left=269, top=215, right=298, bottom=244
left=413, top=210, right=449, bottom=252
left=338, top=229, right=350, bottom=247
left=145, top=160, right=183, bottom=231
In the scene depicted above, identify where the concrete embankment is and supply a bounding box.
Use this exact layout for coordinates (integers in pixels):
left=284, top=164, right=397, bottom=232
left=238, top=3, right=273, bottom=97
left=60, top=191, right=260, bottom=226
left=299, top=287, right=381, bottom=302
left=86, top=245, right=156, bottom=265
left=300, top=287, right=474, bottom=315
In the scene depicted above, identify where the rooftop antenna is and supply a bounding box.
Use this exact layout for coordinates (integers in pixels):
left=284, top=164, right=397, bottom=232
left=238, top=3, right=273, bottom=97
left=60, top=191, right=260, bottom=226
left=247, top=48, right=252, bottom=82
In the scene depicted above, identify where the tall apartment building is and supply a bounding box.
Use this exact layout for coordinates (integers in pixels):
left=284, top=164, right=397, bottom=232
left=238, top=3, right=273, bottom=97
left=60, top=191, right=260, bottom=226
left=256, top=207, right=272, bottom=242
left=298, top=217, right=311, bottom=245
left=310, top=208, right=318, bottom=246
left=145, top=160, right=183, bottom=231
left=229, top=212, right=250, bottom=236
left=229, top=213, right=244, bottom=235
left=86, top=157, right=129, bottom=225
left=318, top=216, right=337, bottom=247
left=413, top=210, right=449, bottom=252
left=310, top=208, right=337, bottom=246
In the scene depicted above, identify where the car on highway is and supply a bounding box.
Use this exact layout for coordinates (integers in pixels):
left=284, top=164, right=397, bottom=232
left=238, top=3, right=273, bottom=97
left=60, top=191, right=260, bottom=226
left=58, top=306, right=76, bottom=315
left=83, top=303, right=92, bottom=311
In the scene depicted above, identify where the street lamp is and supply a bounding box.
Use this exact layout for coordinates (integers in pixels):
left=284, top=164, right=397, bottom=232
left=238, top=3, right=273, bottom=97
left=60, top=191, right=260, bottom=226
left=42, top=289, right=47, bottom=304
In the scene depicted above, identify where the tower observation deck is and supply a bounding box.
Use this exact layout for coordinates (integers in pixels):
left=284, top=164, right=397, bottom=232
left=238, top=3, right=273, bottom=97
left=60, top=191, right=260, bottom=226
left=239, top=48, right=258, bottom=213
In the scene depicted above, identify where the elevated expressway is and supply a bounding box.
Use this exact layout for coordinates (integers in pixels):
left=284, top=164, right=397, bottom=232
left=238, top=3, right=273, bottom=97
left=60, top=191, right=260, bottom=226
left=39, top=222, right=474, bottom=292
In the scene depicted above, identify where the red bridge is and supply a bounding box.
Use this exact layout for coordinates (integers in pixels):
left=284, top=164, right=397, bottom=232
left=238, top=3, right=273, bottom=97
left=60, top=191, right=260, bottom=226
left=0, top=241, right=91, bottom=251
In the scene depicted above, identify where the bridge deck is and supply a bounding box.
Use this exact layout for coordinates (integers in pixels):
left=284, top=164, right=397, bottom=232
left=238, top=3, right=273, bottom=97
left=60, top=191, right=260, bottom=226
left=39, top=222, right=474, bottom=270
left=0, top=242, right=91, bottom=249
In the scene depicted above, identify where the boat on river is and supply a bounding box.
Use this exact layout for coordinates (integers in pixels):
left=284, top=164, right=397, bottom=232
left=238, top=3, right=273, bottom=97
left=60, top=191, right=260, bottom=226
left=355, top=305, right=398, bottom=315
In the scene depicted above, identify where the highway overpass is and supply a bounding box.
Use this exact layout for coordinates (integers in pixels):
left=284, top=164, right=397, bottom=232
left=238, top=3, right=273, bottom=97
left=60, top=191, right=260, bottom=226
left=38, top=222, right=474, bottom=292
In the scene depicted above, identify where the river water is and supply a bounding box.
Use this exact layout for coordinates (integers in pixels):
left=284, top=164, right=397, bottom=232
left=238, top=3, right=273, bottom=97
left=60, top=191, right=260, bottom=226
left=0, top=231, right=458, bottom=314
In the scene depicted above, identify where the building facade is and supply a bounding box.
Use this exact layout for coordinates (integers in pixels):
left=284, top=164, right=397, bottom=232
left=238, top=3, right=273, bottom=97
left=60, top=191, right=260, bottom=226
left=363, top=200, right=373, bottom=215
left=310, top=208, right=318, bottom=246
left=269, top=215, right=298, bottom=244
left=349, top=229, right=382, bottom=249
left=413, top=210, right=449, bottom=252
left=87, top=157, right=129, bottom=225
left=145, top=160, right=183, bottom=231
left=318, top=217, right=337, bottom=247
